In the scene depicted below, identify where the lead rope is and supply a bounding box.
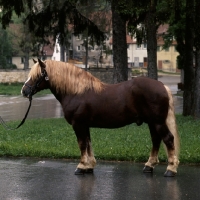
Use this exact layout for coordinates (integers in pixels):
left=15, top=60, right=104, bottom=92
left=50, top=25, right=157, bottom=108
left=0, top=68, right=48, bottom=130
left=0, top=97, right=32, bottom=130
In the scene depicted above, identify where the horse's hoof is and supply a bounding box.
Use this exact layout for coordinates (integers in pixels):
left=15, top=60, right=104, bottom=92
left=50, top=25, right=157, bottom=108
left=74, top=168, right=93, bottom=175
left=164, top=170, right=176, bottom=177
left=143, top=166, right=153, bottom=173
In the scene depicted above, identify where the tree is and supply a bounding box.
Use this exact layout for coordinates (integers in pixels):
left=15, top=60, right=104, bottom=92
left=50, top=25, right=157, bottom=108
left=192, top=0, right=200, bottom=118
left=0, top=0, right=105, bottom=46
left=7, top=13, right=44, bottom=69
left=111, top=0, right=128, bottom=83
left=144, top=1, right=158, bottom=80
left=127, top=0, right=171, bottom=80
left=76, top=1, right=111, bottom=70
left=182, top=0, right=195, bottom=116
left=0, top=0, right=106, bottom=70
left=0, top=26, right=13, bottom=69
left=165, top=0, right=200, bottom=117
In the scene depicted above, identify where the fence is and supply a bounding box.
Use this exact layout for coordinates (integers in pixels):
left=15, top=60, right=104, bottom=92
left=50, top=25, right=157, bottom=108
left=0, top=68, right=132, bottom=84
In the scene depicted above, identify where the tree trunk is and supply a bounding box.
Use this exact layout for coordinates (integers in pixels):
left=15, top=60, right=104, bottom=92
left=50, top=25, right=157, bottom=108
left=145, top=6, right=158, bottom=80
left=24, top=48, right=29, bottom=70
left=112, top=1, right=128, bottom=83
left=192, top=51, right=200, bottom=117
left=85, top=34, right=88, bottom=71
left=191, top=0, right=200, bottom=118
left=183, top=0, right=195, bottom=116
left=60, top=44, right=65, bottom=62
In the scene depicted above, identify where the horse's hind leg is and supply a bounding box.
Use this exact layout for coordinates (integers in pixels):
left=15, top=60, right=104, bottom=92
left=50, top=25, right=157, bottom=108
left=159, top=124, right=179, bottom=177
left=145, top=123, right=179, bottom=177
left=73, top=125, right=96, bottom=175
left=143, top=123, right=162, bottom=173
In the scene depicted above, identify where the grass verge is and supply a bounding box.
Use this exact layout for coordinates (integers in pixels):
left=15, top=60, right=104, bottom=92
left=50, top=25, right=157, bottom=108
left=0, top=115, right=199, bottom=164
left=0, top=83, right=50, bottom=96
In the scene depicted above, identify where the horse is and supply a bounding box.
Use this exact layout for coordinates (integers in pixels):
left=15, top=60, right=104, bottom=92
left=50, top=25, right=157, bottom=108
left=21, top=59, right=180, bottom=177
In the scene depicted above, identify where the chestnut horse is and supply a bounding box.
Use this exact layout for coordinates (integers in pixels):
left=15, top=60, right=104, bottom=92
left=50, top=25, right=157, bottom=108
left=21, top=59, right=180, bottom=177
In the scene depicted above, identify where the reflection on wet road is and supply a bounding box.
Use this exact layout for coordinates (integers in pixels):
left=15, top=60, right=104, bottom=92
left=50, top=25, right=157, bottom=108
left=173, top=96, right=183, bottom=114
left=0, top=94, right=63, bottom=121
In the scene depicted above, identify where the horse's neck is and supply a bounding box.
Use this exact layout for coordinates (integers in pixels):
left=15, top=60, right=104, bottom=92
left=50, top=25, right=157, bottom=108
left=49, top=87, right=63, bottom=103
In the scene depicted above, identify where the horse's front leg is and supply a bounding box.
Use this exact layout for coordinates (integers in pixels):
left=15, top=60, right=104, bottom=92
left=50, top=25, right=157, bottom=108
left=73, top=125, right=96, bottom=175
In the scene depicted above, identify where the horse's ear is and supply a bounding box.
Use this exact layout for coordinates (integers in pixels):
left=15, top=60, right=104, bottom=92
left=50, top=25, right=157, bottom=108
left=38, top=58, right=46, bottom=69
left=33, top=59, right=37, bottom=64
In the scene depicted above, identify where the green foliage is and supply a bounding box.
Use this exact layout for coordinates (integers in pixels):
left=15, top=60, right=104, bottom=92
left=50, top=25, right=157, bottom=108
left=132, top=69, right=141, bottom=75
left=0, top=0, right=106, bottom=45
left=0, top=115, right=199, bottom=163
left=0, top=27, right=13, bottom=69
left=165, top=0, right=186, bottom=69
left=126, top=0, right=172, bottom=46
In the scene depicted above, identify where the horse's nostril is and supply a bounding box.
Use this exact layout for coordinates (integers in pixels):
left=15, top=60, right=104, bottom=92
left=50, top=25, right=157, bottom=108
left=22, top=91, right=26, bottom=96
left=22, top=89, right=29, bottom=97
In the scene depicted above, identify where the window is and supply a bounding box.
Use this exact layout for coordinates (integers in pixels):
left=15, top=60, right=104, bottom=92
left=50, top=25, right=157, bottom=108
left=56, top=45, right=59, bottom=53
left=77, top=46, right=81, bottom=51
left=165, top=47, right=169, bottom=52
left=157, top=46, right=160, bottom=51
left=143, top=43, right=147, bottom=49
left=7, top=57, right=12, bottom=64
left=90, top=46, right=94, bottom=51
left=21, top=57, right=24, bottom=63
left=136, top=44, right=141, bottom=49
left=134, top=57, right=139, bottom=67
left=163, top=60, right=170, bottom=64
left=127, top=44, right=130, bottom=49
left=76, top=35, right=80, bottom=40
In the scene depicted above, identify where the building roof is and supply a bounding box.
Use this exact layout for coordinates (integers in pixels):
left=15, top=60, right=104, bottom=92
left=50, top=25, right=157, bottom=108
left=109, top=35, right=135, bottom=44
left=110, top=24, right=177, bottom=45
left=157, top=24, right=177, bottom=45
left=40, top=44, right=54, bottom=57
left=157, top=24, right=169, bottom=35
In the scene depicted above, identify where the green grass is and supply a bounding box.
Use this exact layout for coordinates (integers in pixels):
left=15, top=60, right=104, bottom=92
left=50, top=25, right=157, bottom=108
left=0, top=83, right=23, bottom=96
left=0, top=115, right=200, bottom=164
left=0, top=83, right=51, bottom=96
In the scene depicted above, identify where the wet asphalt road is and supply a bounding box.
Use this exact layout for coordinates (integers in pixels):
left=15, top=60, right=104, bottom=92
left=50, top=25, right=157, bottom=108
left=0, top=158, right=200, bottom=200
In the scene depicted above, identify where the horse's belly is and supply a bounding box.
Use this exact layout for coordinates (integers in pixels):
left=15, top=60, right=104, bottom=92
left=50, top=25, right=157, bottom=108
left=89, top=111, right=138, bottom=128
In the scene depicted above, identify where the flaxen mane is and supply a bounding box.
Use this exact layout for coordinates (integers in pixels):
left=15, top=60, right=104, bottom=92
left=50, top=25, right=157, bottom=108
left=29, top=60, right=104, bottom=95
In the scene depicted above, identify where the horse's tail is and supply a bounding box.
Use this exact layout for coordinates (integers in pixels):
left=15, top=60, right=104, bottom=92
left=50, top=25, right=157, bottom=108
left=164, top=85, right=180, bottom=158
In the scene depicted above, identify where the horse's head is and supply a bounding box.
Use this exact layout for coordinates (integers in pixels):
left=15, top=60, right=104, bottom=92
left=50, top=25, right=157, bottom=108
left=21, top=59, right=49, bottom=99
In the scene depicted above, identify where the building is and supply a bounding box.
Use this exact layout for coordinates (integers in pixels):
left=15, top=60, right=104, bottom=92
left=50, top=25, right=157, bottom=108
left=52, top=24, right=179, bottom=72
left=156, top=24, right=179, bottom=72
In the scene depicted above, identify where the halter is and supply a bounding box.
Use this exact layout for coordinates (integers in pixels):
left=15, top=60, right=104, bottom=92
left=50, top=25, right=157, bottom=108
left=0, top=69, right=49, bottom=130
left=25, top=69, right=49, bottom=99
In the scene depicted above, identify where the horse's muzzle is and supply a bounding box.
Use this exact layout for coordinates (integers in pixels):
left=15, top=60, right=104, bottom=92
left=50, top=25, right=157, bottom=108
left=21, top=86, right=32, bottom=98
